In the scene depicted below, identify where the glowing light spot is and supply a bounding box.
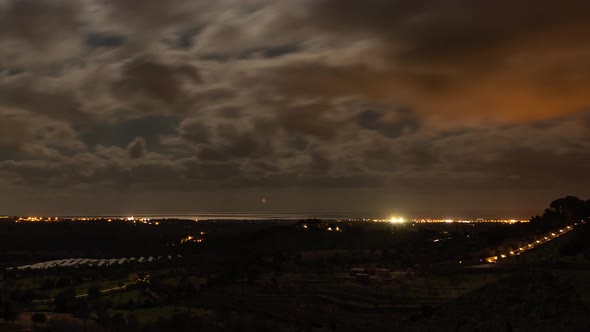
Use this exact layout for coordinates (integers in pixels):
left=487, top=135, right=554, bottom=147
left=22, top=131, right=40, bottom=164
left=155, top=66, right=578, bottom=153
left=389, top=217, right=405, bottom=223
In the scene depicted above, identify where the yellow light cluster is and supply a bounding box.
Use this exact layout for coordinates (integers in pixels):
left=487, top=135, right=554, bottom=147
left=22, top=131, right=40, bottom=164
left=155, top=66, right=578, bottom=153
left=412, top=219, right=529, bottom=224
left=389, top=217, right=405, bottom=224
left=16, top=217, right=60, bottom=223
left=180, top=235, right=204, bottom=244
left=484, top=224, right=576, bottom=263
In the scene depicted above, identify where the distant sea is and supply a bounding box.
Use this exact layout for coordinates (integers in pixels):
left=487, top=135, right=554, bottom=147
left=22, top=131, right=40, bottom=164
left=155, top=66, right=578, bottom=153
left=60, top=212, right=375, bottom=221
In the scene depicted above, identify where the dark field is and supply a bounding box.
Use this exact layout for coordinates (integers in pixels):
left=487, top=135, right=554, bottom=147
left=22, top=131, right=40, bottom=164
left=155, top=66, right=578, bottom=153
left=1, top=197, right=590, bottom=332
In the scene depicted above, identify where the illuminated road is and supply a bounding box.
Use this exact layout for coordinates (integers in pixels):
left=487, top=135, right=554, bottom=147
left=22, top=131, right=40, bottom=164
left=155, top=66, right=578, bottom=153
left=482, top=224, right=578, bottom=264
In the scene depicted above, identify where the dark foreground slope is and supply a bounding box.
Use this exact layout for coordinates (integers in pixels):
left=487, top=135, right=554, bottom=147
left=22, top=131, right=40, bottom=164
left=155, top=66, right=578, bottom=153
left=408, top=271, right=590, bottom=332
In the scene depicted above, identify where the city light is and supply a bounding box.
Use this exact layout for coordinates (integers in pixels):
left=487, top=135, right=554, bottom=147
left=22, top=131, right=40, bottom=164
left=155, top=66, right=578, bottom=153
left=412, top=218, right=529, bottom=224
left=484, top=222, right=578, bottom=264
left=389, top=217, right=405, bottom=224
left=7, top=216, right=532, bottom=225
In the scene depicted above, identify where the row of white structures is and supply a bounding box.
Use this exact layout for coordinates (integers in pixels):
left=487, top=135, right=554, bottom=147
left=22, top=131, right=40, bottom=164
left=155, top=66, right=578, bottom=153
left=12, top=255, right=181, bottom=271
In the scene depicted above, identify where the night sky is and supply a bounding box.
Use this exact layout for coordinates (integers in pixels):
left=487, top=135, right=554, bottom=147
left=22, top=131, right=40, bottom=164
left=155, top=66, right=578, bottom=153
left=1, top=0, right=589, bottom=217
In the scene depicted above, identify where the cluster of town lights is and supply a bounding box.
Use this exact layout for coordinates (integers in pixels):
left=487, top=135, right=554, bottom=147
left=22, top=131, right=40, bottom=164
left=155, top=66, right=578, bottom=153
left=12, top=216, right=531, bottom=225
left=16, top=217, right=60, bottom=222
left=389, top=217, right=405, bottom=224
left=370, top=218, right=529, bottom=224
left=413, top=219, right=529, bottom=224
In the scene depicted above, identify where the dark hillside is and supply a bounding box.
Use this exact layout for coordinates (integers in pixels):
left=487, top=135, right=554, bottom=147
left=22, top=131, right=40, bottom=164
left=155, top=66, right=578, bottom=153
left=410, top=272, right=589, bottom=331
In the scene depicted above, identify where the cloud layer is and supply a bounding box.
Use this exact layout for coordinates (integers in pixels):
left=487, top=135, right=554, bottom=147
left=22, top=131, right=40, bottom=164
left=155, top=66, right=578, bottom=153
left=0, top=0, right=589, bottom=216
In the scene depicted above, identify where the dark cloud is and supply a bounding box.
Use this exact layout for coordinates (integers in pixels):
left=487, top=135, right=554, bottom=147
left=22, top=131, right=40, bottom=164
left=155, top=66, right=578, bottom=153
left=402, top=142, right=439, bottom=169
left=288, top=136, right=308, bottom=152
left=102, top=0, right=206, bottom=30
left=183, top=159, right=242, bottom=182
left=0, top=80, right=85, bottom=123
left=265, top=63, right=383, bottom=100
left=278, top=104, right=340, bottom=140
left=238, top=173, right=387, bottom=189
left=312, top=0, right=590, bottom=65
left=0, top=115, right=32, bottom=150
left=292, top=0, right=590, bottom=121
left=0, top=160, right=63, bottom=186
left=0, top=0, right=81, bottom=45
left=490, top=148, right=590, bottom=188
left=174, top=28, right=202, bottom=49
left=213, top=123, right=264, bottom=158
left=112, top=59, right=201, bottom=108
left=0, top=0, right=84, bottom=66
left=0, top=110, right=84, bottom=159
left=217, top=106, right=242, bottom=119
left=1, top=67, right=25, bottom=76
left=309, top=150, right=332, bottom=173
left=357, top=107, right=419, bottom=138
left=238, top=45, right=300, bottom=60
left=127, top=137, right=146, bottom=159
left=190, top=88, right=237, bottom=109
left=196, top=121, right=276, bottom=161
left=82, top=116, right=179, bottom=149
left=178, top=118, right=211, bottom=144
left=85, top=33, right=127, bottom=48
left=0, top=0, right=589, bottom=215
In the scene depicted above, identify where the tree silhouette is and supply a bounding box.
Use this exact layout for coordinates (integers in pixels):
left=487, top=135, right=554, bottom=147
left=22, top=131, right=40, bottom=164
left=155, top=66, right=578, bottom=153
left=31, top=312, right=46, bottom=329
left=2, top=301, right=17, bottom=323
left=87, top=285, right=101, bottom=303
left=549, top=196, right=585, bottom=220
left=53, top=288, right=76, bottom=313
left=530, top=196, right=590, bottom=231
left=73, top=299, right=91, bottom=332
left=111, top=312, right=127, bottom=331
